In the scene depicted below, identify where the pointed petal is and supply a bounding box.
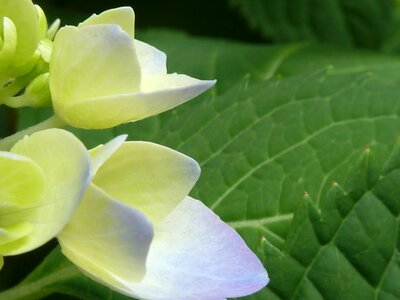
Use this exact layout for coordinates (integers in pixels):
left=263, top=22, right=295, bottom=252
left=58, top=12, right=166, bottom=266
left=50, top=24, right=141, bottom=128
left=58, top=184, right=153, bottom=284
left=47, top=18, right=60, bottom=40
left=141, top=73, right=215, bottom=94
left=135, top=39, right=167, bottom=76
left=3, top=129, right=90, bottom=255
left=65, top=75, right=216, bottom=129
left=79, top=7, right=135, bottom=37
left=116, top=197, right=269, bottom=300
left=93, top=142, right=200, bottom=222
left=89, top=135, right=127, bottom=176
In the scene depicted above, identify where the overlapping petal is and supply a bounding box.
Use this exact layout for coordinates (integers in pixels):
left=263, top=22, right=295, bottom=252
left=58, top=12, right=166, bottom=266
left=50, top=11, right=215, bottom=129
left=79, top=7, right=135, bottom=36
left=115, top=197, right=269, bottom=300
left=0, top=0, right=40, bottom=74
left=0, top=129, right=90, bottom=255
left=0, top=152, right=44, bottom=250
left=59, top=136, right=268, bottom=299
left=134, top=40, right=166, bottom=76
left=89, top=134, right=127, bottom=175
left=92, top=141, right=200, bottom=222
left=50, top=24, right=141, bottom=128
left=58, top=184, right=153, bottom=284
left=0, top=17, right=17, bottom=69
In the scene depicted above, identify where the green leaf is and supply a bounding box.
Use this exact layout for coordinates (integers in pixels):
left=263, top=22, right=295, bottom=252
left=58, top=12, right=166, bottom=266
left=264, top=143, right=400, bottom=299
left=6, top=31, right=400, bottom=299
left=229, top=0, right=396, bottom=49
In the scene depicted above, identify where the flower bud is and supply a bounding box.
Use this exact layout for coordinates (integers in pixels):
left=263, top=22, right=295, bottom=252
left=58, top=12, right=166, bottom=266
left=4, top=72, right=51, bottom=108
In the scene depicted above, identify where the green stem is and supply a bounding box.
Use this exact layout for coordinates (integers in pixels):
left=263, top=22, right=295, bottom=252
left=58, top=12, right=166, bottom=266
left=0, top=266, right=79, bottom=300
left=0, top=115, right=66, bottom=151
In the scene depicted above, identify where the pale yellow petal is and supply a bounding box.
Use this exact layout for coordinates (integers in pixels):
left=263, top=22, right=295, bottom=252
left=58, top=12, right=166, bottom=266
left=93, top=142, right=200, bottom=222
left=0, top=152, right=44, bottom=252
left=0, top=152, right=44, bottom=208
left=50, top=24, right=141, bottom=127
left=79, top=7, right=135, bottom=36
left=0, top=17, right=17, bottom=70
left=64, top=75, right=215, bottom=129
left=35, top=4, right=47, bottom=39
left=2, top=129, right=91, bottom=255
left=0, top=0, right=40, bottom=73
left=89, top=135, right=127, bottom=176
left=58, top=184, right=153, bottom=284
left=0, top=222, right=32, bottom=246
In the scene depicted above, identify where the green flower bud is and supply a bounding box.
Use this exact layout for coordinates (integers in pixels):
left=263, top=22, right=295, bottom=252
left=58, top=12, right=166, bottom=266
left=3, top=72, right=51, bottom=108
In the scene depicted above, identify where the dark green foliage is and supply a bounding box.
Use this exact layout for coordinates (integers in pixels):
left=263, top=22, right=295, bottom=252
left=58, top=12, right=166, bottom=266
left=230, top=0, right=396, bottom=48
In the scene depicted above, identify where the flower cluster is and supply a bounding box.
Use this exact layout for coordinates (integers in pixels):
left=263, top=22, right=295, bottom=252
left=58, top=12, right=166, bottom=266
left=0, top=1, right=268, bottom=299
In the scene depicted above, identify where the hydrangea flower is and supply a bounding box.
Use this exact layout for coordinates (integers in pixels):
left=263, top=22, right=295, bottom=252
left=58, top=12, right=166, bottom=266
left=50, top=7, right=216, bottom=129
left=0, top=3, right=270, bottom=299
left=58, top=135, right=269, bottom=300
left=0, top=129, right=90, bottom=255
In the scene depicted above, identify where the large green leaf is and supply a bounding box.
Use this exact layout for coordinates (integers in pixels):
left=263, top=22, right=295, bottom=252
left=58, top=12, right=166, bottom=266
left=263, top=141, right=400, bottom=300
left=229, top=0, right=396, bottom=48
left=4, top=31, right=400, bottom=299
left=5, top=146, right=400, bottom=300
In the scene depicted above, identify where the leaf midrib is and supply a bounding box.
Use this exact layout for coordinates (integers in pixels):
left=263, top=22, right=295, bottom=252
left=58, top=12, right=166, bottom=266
left=211, top=115, right=400, bottom=211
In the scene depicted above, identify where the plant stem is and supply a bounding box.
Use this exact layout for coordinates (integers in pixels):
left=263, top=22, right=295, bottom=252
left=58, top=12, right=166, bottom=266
left=0, top=266, right=79, bottom=300
left=0, top=114, right=66, bottom=151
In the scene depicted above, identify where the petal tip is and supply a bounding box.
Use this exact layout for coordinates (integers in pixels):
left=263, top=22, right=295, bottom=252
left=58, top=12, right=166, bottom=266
left=198, top=79, right=217, bottom=92
left=189, top=157, right=201, bottom=181
left=115, top=134, right=129, bottom=143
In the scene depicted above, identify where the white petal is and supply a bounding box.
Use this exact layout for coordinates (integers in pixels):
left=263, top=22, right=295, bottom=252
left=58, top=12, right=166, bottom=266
left=116, top=197, right=269, bottom=300
left=135, top=39, right=167, bottom=77
left=58, top=184, right=153, bottom=283
left=141, top=73, right=215, bottom=93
